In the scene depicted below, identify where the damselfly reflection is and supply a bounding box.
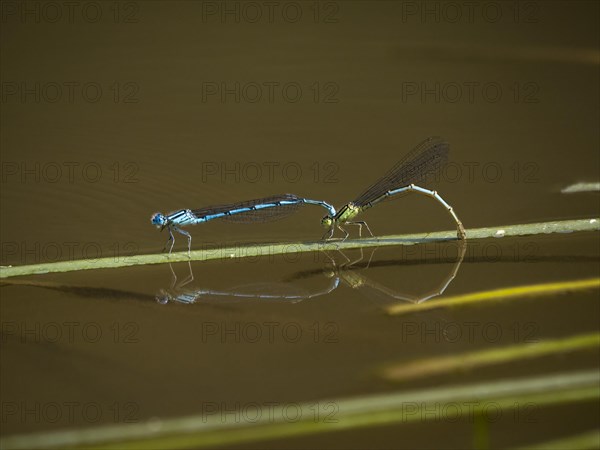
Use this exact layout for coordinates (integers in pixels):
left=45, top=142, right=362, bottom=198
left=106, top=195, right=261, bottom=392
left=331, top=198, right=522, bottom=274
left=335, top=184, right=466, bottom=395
left=319, top=242, right=466, bottom=305
left=155, top=241, right=466, bottom=305
left=155, top=261, right=339, bottom=304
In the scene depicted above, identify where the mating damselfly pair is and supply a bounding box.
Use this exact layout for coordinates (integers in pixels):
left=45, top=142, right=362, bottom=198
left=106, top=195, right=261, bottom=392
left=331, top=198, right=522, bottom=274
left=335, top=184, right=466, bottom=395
left=151, top=137, right=467, bottom=255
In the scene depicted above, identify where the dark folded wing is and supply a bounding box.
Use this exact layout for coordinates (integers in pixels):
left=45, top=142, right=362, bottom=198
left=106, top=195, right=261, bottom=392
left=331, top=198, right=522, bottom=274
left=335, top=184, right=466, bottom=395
left=353, top=137, right=449, bottom=207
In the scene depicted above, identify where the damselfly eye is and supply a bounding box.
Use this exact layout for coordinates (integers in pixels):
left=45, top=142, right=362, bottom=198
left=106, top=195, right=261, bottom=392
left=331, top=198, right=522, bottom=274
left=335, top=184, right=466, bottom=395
left=155, top=289, right=170, bottom=304
left=151, top=213, right=166, bottom=227
left=321, top=216, right=333, bottom=228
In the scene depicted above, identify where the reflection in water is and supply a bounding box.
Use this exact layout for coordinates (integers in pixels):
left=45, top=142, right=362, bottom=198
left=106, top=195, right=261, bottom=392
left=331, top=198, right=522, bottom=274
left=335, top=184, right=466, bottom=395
left=155, top=261, right=340, bottom=304
left=326, top=242, right=467, bottom=305
left=0, top=280, right=152, bottom=302
left=156, top=242, right=467, bottom=305
left=0, top=243, right=466, bottom=306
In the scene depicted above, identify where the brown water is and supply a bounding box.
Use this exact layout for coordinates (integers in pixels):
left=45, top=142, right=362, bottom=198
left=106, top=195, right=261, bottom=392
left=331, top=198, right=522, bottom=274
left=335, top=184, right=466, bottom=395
left=1, top=1, right=599, bottom=448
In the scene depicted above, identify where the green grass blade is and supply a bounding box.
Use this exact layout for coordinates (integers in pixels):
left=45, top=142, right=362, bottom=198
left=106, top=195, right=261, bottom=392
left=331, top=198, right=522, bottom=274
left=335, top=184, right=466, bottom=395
left=1, top=218, right=598, bottom=279
left=2, top=370, right=598, bottom=450
left=380, top=332, right=600, bottom=382
left=386, top=277, right=600, bottom=316
left=561, top=182, right=600, bottom=193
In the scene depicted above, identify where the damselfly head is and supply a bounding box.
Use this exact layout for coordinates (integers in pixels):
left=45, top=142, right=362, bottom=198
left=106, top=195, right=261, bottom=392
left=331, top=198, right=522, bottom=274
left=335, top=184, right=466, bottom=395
left=155, top=289, right=172, bottom=305
left=323, top=269, right=336, bottom=279
left=151, top=213, right=167, bottom=229
left=321, top=216, right=333, bottom=229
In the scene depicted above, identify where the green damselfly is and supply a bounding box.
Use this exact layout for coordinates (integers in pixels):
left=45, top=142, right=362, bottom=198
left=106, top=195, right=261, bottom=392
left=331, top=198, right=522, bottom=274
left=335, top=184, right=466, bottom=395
left=321, top=137, right=466, bottom=240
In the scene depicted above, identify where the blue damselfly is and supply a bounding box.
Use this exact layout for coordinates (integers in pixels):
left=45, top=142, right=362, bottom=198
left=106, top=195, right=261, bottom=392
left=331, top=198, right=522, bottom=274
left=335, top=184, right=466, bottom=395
left=151, top=194, right=336, bottom=255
